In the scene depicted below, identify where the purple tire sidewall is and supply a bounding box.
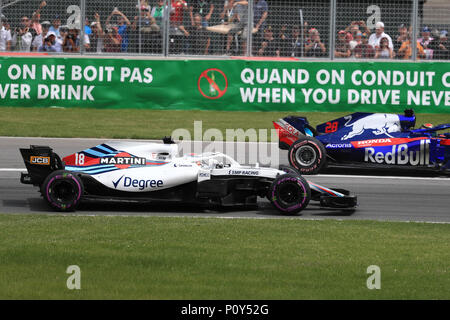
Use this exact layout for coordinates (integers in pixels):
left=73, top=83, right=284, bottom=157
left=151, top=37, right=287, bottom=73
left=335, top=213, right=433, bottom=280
left=45, top=174, right=82, bottom=209
left=271, top=176, right=308, bottom=212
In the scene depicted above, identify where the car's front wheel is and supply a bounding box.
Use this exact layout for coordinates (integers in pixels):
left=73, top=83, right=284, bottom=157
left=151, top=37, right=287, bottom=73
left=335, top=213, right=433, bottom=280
left=269, top=173, right=311, bottom=215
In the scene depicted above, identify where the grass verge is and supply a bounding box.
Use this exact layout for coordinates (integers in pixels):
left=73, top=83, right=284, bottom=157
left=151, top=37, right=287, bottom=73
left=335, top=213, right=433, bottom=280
left=0, top=214, right=448, bottom=299
left=1, top=107, right=449, bottom=140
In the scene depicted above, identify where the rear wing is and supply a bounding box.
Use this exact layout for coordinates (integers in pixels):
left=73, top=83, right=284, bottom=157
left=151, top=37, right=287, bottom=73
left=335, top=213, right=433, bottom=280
left=273, top=117, right=318, bottom=150
left=19, top=145, right=64, bottom=186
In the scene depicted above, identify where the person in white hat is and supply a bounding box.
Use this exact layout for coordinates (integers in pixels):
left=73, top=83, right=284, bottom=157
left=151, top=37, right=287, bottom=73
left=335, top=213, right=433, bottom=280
left=368, top=21, right=393, bottom=52
left=38, top=30, right=61, bottom=52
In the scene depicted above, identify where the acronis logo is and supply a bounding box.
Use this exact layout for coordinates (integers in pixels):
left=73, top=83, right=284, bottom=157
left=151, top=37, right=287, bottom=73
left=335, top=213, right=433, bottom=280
left=326, top=143, right=352, bottom=149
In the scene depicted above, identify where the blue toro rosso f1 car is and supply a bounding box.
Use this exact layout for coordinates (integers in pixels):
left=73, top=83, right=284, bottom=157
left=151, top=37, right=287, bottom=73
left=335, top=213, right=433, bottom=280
left=273, top=110, right=450, bottom=174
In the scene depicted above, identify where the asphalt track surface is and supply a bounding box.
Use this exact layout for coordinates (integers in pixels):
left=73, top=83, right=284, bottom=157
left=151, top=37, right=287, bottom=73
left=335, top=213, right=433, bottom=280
left=1, top=137, right=449, bottom=223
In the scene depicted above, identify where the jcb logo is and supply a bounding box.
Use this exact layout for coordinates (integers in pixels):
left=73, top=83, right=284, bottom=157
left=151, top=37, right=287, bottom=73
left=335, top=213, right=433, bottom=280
left=30, top=156, right=50, bottom=165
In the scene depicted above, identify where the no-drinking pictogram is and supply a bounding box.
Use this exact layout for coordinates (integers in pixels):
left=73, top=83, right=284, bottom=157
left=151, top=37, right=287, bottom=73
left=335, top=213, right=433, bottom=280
left=198, top=68, right=228, bottom=99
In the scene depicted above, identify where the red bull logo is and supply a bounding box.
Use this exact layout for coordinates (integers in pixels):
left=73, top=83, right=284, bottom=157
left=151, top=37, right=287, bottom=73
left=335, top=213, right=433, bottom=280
left=342, top=113, right=401, bottom=140
left=364, top=139, right=430, bottom=165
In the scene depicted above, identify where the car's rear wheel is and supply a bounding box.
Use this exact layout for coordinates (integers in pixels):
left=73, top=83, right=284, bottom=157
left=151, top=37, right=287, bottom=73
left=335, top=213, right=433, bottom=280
left=41, top=170, right=84, bottom=211
left=288, top=137, right=326, bottom=175
left=269, top=173, right=311, bottom=215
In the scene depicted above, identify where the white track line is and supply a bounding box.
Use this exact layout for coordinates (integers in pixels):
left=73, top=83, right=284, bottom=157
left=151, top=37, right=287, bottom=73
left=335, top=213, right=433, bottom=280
left=0, top=136, right=108, bottom=141
left=1, top=136, right=279, bottom=146
left=43, top=213, right=450, bottom=224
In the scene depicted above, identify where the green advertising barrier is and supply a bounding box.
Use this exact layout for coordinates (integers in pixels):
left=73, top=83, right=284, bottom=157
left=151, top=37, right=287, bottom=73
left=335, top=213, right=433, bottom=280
left=0, top=56, right=449, bottom=113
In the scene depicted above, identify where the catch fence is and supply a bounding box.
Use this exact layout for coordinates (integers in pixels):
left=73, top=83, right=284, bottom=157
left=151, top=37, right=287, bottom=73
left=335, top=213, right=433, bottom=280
left=0, top=0, right=448, bottom=60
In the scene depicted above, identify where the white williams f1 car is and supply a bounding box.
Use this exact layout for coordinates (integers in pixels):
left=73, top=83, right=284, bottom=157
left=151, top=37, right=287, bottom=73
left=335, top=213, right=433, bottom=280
left=19, top=138, right=357, bottom=215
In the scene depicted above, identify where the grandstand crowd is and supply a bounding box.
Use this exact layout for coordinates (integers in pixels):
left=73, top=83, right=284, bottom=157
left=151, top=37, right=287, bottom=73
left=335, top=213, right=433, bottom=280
left=0, top=0, right=448, bottom=59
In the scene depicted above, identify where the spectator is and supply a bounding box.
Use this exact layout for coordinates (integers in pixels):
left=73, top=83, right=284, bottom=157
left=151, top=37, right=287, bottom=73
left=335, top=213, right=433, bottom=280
left=397, top=34, right=425, bottom=60
left=337, top=25, right=354, bottom=45
left=394, top=23, right=408, bottom=56
left=335, top=30, right=351, bottom=58
left=225, top=1, right=249, bottom=55
left=285, top=25, right=303, bottom=57
left=346, top=32, right=354, bottom=44
left=257, top=25, right=279, bottom=56
left=345, top=20, right=370, bottom=40
left=433, top=30, right=449, bottom=60
left=171, top=0, right=188, bottom=27
left=135, top=0, right=152, bottom=50
left=38, top=31, right=62, bottom=52
left=32, top=20, right=51, bottom=51
left=49, top=15, right=61, bottom=37
left=31, top=1, right=47, bottom=35
left=106, top=8, right=131, bottom=53
left=353, top=32, right=375, bottom=58
left=252, top=0, right=268, bottom=50
left=151, top=0, right=166, bottom=28
left=179, top=13, right=210, bottom=55
left=277, top=24, right=291, bottom=57
left=12, top=16, right=34, bottom=51
left=147, top=2, right=165, bottom=54
left=305, top=28, right=326, bottom=57
left=62, top=27, right=79, bottom=52
left=368, top=21, right=393, bottom=50
left=58, top=25, right=69, bottom=50
left=168, top=0, right=188, bottom=54
left=210, top=0, right=234, bottom=54
left=84, top=18, right=92, bottom=37
left=374, top=36, right=394, bottom=59
left=0, top=16, right=12, bottom=51
left=87, top=14, right=104, bottom=53
left=80, top=27, right=90, bottom=51
left=189, top=0, right=214, bottom=27
left=62, top=27, right=90, bottom=52
left=349, top=31, right=363, bottom=54
left=343, top=29, right=354, bottom=43
left=418, top=26, right=434, bottom=59
left=133, top=6, right=159, bottom=32
left=219, top=0, right=235, bottom=24
left=132, top=5, right=160, bottom=53
left=103, top=27, right=122, bottom=53
left=138, top=0, right=151, bottom=12
left=254, top=0, right=268, bottom=31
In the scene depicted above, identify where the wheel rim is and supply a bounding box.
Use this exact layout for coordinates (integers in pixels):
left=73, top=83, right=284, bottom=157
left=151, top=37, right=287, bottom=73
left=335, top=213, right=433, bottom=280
left=278, top=182, right=304, bottom=207
left=49, top=180, right=78, bottom=205
left=295, top=145, right=317, bottom=167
